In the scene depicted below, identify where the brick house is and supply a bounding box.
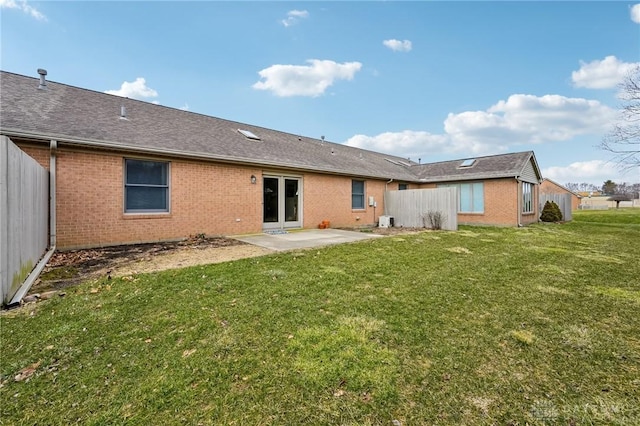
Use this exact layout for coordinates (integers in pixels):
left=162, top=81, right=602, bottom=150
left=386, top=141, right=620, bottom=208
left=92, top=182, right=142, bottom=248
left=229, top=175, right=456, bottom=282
left=1, top=70, right=542, bottom=249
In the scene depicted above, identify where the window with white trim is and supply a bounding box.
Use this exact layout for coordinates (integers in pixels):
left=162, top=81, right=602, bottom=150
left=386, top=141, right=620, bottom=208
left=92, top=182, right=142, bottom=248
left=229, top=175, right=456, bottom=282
left=352, top=180, right=365, bottom=209
left=522, top=182, right=533, bottom=213
left=438, top=182, right=484, bottom=213
left=124, top=159, right=169, bottom=213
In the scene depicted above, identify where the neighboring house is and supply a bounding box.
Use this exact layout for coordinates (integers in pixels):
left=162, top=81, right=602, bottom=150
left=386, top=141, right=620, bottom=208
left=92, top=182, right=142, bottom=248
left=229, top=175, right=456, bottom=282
left=540, top=178, right=581, bottom=211
left=578, top=190, right=602, bottom=198
left=1, top=70, right=543, bottom=249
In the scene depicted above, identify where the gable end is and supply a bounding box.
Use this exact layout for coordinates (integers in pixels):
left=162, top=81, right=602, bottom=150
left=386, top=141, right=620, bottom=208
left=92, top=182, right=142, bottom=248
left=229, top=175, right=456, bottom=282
left=520, top=158, right=540, bottom=183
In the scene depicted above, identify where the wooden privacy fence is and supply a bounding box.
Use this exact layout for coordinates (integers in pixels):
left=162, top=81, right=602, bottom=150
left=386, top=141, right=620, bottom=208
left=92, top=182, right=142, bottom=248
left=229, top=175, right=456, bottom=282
left=1, top=136, right=49, bottom=305
left=384, top=187, right=458, bottom=231
left=540, top=193, right=573, bottom=221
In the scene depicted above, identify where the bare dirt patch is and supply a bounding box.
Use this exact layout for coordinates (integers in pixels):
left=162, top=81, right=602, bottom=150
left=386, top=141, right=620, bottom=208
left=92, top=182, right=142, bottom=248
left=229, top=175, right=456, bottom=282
left=30, top=236, right=271, bottom=295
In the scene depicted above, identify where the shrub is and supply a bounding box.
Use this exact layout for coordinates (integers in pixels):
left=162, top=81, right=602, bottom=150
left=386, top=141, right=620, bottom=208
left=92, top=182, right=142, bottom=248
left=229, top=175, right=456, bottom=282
left=423, top=210, right=446, bottom=230
left=540, top=201, right=563, bottom=222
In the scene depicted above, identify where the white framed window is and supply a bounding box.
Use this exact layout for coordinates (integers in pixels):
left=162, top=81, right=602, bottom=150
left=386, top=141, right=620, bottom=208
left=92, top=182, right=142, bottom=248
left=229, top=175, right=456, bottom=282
left=522, top=182, right=533, bottom=213
left=438, top=182, right=484, bottom=213
left=124, top=159, right=169, bottom=213
left=352, top=180, right=365, bottom=209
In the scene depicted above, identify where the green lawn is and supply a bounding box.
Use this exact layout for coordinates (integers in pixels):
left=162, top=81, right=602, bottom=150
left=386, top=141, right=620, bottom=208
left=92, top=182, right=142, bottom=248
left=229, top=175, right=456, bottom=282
left=573, top=207, right=640, bottom=226
left=2, top=213, right=639, bottom=425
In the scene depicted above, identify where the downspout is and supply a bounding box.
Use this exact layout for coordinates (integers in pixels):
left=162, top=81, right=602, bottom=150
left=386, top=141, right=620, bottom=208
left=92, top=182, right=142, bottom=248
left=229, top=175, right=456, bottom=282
left=516, top=178, right=522, bottom=227
left=8, top=140, right=57, bottom=305
left=49, top=140, right=57, bottom=248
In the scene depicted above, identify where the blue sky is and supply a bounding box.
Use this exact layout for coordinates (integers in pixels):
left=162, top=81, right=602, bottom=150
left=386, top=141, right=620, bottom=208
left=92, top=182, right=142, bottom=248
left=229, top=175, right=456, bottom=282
left=2, top=1, right=639, bottom=186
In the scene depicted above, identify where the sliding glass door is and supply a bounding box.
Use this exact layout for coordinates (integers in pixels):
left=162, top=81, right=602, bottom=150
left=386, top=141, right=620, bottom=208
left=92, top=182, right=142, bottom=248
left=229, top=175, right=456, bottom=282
left=263, top=175, right=302, bottom=229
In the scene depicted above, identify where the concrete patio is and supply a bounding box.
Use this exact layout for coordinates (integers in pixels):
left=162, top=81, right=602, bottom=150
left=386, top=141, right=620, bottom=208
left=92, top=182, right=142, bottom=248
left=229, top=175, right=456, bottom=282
left=232, top=228, right=382, bottom=251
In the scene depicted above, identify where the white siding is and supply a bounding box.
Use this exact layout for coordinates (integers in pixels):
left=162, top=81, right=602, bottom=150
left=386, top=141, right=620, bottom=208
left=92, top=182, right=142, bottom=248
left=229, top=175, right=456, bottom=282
left=520, top=158, right=539, bottom=183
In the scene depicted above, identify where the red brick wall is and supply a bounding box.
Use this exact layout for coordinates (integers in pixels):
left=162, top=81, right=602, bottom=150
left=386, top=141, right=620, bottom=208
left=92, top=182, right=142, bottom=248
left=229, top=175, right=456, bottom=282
left=303, top=174, right=387, bottom=229
left=59, top=150, right=265, bottom=249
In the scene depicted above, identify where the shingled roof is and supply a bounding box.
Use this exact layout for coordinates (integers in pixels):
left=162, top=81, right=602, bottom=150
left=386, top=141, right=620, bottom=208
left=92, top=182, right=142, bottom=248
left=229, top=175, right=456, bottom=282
left=411, top=151, right=541, bottom=183
left=0, top=70, right=542, bottom=184
left=0, top=71, right=419, bottom=181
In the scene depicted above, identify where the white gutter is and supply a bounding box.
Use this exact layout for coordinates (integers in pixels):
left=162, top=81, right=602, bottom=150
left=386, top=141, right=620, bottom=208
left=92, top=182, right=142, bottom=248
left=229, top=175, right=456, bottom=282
left=8, top=140, right=57, bottom=305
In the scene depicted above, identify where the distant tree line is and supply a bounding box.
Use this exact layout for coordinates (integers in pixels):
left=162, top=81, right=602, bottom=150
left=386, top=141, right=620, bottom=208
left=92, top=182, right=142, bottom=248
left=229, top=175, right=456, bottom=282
left=564, top=180, right=639, bottom=199
left=563, top=182, right=600, bottom=193
left=564, top=180, right=639, bottom=208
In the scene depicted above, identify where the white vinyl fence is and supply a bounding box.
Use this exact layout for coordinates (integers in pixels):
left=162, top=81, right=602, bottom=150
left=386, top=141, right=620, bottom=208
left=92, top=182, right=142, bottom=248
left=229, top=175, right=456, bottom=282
left=540, top=193, right=573, bottom=221
left=384, top=187, right=458, bottom=231
left=1, top=136, right=49, bottom=305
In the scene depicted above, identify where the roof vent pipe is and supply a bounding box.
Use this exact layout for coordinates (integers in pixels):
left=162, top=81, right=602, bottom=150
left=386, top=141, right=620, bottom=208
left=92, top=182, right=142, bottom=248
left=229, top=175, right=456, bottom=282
left=120, top=105, right=127, bottom=119
left=37, top=68, right=47, bottom=89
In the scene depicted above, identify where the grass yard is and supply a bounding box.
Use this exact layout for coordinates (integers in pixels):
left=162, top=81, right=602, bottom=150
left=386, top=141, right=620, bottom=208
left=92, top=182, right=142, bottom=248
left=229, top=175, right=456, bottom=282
left=1, top=212, right=639, bottom=425
left=573, top=207, right=640, bottom=226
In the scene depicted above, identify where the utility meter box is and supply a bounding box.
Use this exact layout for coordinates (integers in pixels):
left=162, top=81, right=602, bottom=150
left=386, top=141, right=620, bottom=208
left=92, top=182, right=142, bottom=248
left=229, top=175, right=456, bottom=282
left=379, top=215, right=394, bottom=228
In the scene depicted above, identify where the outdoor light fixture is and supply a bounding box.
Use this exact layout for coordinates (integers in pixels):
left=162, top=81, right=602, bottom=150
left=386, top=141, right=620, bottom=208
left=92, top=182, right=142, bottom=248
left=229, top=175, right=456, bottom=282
left=250, top=175, right=257, bottom=184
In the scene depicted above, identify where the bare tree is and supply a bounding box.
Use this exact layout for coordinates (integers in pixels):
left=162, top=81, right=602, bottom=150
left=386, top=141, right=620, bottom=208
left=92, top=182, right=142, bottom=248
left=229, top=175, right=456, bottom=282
left=614, top=182, right=640, bottom=199
left=607, top=182, right=639, bottom=207
left=601, top=65, right=640, bottom=169
left=564, top=182, right=600, bottom=193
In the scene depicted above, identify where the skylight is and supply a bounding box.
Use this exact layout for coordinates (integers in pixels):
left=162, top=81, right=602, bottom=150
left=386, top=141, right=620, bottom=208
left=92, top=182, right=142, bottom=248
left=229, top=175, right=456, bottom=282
left=459, top=158, right=476, bottom=168
left=238, top=129, right=260, bottom=140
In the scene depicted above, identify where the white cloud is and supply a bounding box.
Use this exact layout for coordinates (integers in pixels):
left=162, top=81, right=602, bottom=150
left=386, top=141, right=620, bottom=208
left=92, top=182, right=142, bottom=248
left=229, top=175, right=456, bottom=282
left=446, top=94, right=615, bottom=144
left=344, top=94, right=615, bottom=160
left=383, top=39, right=412, bottom=52
left=179, top=103, right=189, bottom=111
left=105, top=78, right=159, bottom=101
left=345, top=130, right=498, bottom=160
left=542, top=160, right=639, bottom=186
left=0, top=0, right=47, bottom=21
left=571, top=56, right=639, bottom=89
left=281, top=9, right=309, bottom=27
left=631, top=4, right=640, bottom=23
left=346, top=131, right=452, bottom=160
left=252, top=59, right=362, bottom=97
